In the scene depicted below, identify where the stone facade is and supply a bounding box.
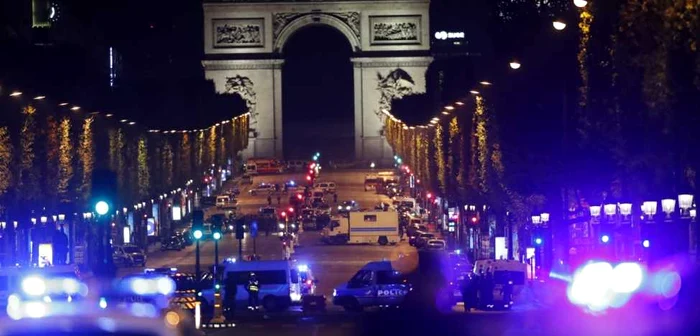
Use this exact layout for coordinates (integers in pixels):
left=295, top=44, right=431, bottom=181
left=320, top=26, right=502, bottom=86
left=202, top=0, right=432, bottom=162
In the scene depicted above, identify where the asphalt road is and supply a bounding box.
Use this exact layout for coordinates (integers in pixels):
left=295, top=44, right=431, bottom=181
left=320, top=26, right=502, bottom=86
left=121, top=169, right=416, bottom=298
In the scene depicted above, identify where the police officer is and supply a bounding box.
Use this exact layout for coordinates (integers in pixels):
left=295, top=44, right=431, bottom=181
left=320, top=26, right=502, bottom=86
left=246, top=272, right=260, bottom=310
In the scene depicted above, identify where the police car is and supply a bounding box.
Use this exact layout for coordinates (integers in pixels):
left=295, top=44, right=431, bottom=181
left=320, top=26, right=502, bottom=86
left=0, top=273, right=204, bottom=336
left=332, top=261, right=411, bottom=311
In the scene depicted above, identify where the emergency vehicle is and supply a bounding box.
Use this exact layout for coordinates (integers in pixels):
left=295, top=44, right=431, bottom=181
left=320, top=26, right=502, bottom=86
left=0, top=265, right=80, bottom=312
left=332, top=261, right=411, bottom=311
left=472, top=259, right=527, bottom=309
left=199, top=260, right=315, bottom=313
left=322, top=211, right=399, bottom=245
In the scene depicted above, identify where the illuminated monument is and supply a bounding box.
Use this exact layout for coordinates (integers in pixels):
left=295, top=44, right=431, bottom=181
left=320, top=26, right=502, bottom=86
left=202, top=0, right=432, bottom=162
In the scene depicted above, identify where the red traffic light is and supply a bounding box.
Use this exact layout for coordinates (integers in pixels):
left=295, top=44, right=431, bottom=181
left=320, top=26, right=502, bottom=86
left=426, top=193, right=432, bottom=199
left=288, top=207, right=294, bottom=213
left=297, top=194, right=303, bottom=200
left=471, top=216, right=478, bottom=223
left=306, top=175, right=312, bottom=181
left=281, top=211, right=287, bottom=217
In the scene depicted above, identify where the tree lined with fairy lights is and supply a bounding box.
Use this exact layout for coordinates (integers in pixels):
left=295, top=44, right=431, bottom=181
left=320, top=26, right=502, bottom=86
left=0, top=94, right=250, bottom=215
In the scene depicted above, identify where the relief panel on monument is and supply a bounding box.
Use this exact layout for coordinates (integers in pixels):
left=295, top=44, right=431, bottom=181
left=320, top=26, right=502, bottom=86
left=376, top=69, right=416, bottom=123
left=213, top=18, right=265, bottom=48
left=369, top=15, right=421, bottom=46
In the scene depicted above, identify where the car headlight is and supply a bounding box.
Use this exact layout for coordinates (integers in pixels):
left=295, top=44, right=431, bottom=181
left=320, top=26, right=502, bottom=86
left=22, top=277, right=46, bottom=296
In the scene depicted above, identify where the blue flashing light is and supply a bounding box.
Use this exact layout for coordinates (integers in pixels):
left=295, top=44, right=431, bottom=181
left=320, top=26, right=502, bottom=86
left=170, top=267, right=178, bottom=272
left=22, top=277, right=46, bottom=296
left=298, top=264, right=309, bottom=272
left=642, top=239, right=650, bottom=248
left=99, top=297, right=107, bottom=309
left=193, top=229, right=203, bottom=240
left=601, top=235, right=610, bottom=243
left=454, top=249, right=461, bottom=255
left=289, top=180, right=295, bottom=186
left=535, top=238, right=543, bottom=245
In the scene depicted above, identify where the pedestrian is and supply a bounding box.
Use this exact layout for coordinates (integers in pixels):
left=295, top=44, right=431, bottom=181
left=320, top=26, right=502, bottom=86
left=267, top=194, right=272, bottom=205
left=246, top=272, right=260, bottom=310
left=277, top=194, right=281, bottom=205
left=223, top=276, right=237, bottom=319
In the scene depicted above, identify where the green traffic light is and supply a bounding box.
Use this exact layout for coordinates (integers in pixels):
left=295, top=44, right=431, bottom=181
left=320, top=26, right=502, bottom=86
left=213, top=232, right=222, bottom=240
left=95, top=201, right=110, bottom=216
left=193, top=229, right=203, bottom=240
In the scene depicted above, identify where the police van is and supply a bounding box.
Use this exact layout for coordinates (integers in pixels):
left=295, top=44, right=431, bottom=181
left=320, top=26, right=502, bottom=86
left=199, top=260, right=314, bottom=312
left=332, top=261, right=410, bottom=311
left=0, top=265, right=80, bottom=312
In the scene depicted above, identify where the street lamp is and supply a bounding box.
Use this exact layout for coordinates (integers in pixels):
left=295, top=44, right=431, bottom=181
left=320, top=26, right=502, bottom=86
left=540, top=213, right=550, bottom=223
left=661, top=198, right=676, bottom=218
left=604, top=204, right=617, bottom=217
left=509, top=61, right=521, bottom=70
left=573, top=0, right=588, bottom=8
left=589, top=205, right=601, bottom=218
left=619, top=203, right=632, bottom=218
left=678, top=194, right=694, bottom=216
left=552, top=20, right=567, bottom=31
left=641, top=201, right=658, bottom=219
left=40, top=216, right=48, bottom=224
left=531, top=215, right=542, bottom=225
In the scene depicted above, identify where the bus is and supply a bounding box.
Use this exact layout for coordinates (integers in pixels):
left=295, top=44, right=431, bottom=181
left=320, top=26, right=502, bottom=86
left=245, top=158, right=285, bottom=175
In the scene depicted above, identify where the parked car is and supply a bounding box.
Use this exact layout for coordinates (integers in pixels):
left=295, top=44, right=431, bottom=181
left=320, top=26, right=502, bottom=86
left=113, top=245, right=147, bottom=267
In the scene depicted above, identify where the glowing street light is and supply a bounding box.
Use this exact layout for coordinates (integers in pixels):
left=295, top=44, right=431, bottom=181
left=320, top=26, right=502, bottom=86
left=574, top=0, right=588, bottom=8
left=509, top=61, right=521, bottom=70
left=34, top=96, right=46, bottom=100
left=95, top=201, right=110, bottom=216
left=553, top=20, right=567, bottom=31
left=9, top=91, right=22, bottom=97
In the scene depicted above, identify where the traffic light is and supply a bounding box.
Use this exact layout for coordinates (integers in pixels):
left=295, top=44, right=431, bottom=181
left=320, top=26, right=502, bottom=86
left=642, top=239, right=650, bottom=248
left=600, top=235, right=610, bottom=243
left=281, top=211, right=287, bottom=218
left=212, top=216, right=222, bottom=240
left=192, top=210, right=204, bottom=240
left=534, top=237, right=543, bottom=246
left=91, top=169, right=117, bottom=218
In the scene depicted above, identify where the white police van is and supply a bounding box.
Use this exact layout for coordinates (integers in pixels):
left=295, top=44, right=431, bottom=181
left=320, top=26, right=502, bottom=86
left=332, top=261, right=411, bottom=311
left=200, top=260, right=309, bottom=312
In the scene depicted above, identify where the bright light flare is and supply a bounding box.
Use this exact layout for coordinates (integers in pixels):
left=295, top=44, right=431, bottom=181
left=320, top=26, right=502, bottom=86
left=611, top=262, right=644, bottom=294
left=651, top=271, right=682, bottom=298
left=509, top=61, right=521, bottom=70
left=567, top=261, right=614, bottom=310
left=22, top=277, right=46, bottom=296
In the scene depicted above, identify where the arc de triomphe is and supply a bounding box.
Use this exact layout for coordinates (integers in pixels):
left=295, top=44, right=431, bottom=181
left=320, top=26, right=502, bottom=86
left=202, top=0, right=432, bottom=162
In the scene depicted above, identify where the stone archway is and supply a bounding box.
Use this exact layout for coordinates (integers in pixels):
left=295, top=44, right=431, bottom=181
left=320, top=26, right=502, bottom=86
left=273, top=13, right=361, bottom=53
left=202, top=0, right=433, bottom=163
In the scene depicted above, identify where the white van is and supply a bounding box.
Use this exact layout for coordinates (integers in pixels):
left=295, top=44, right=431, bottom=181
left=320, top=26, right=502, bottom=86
left=216, top=195, right=230, bottom=208
left=314, top=182, right=336, bottom=193
left=200, top=260, right=306, bottom=312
